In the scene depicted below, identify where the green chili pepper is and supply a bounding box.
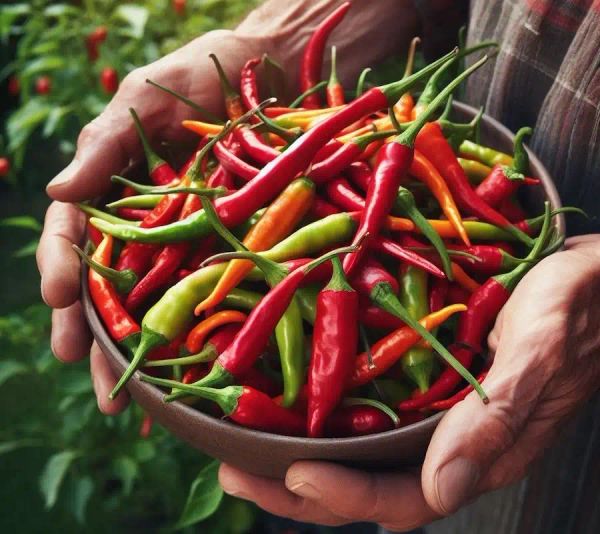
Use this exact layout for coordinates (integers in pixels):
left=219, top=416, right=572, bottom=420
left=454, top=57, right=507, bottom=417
left=107, top=194, right=164, bottom=210
left=457, top=158, right=492, bottom=184
left=399, top=266, right=433, bottom=392
left=394, top=187, right=453, bottom=280
left=295, top=285, right=319, bottom=324
left=78, top=203, right=140, bottom=226
left=459, top=139, right=513, bottom=167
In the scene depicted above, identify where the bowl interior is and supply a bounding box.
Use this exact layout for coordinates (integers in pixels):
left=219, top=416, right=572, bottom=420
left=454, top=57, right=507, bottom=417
left=82, top=102, right=563, bottom=478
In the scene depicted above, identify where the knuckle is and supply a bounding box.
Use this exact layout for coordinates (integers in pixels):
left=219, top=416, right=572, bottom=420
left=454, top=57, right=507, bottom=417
left=120, top=67, right=147, bottom=92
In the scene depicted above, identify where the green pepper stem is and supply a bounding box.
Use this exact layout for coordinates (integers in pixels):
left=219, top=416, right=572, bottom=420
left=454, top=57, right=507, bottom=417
left=141, top=374, right=242, bottom=415
left=354, top=68, right=372, bottom=99
left=397, top=54, right=488, bottom=147
left=343, top=397, right=400, bottom=428
left=107, top=194, right=163, bottom=210
left=129, top=108, right=164, bottom=173
left=143, top=345, right=218, bottom=367
left=256, top=110, right=302, bottom=143
left=511, top=126, right=532, bottom=175
left=111, top=175, right=227, bottom=197
left=353, top=129, right=399, bottom=149
left=145, top=79, right=223, bottom=124
left=415, top=52, right=457, bottom=111
left=403, top=36, right=421, bottom=79
left=324, top=256, right=354, bottom=292
left=328, top=45, right=340, bottom=87
left=77, top=203, right=139, bottom=226
left=290, top=81, right=327, bottom=108
left=209, top=53, right=238, bottom=99
left=164, top=361, right=233, bottom=402
left=73, top=245, right=137, bottom=293
left=371, top=283, right=488, bottom=403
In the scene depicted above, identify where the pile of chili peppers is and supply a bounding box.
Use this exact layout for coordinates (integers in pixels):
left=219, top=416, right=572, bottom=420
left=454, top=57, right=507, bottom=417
left=76, top=3, right=577, bottom=439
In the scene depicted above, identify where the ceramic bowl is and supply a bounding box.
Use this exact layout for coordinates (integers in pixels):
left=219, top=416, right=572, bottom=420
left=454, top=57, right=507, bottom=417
left=82, top=102, right=564, bottom=478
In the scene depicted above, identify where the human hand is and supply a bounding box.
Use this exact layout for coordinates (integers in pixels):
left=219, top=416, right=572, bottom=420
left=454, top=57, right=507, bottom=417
left=218, top=235, right=600, bottom=530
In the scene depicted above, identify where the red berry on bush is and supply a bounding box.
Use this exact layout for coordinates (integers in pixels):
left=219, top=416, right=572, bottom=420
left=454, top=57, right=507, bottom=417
left=172, top=0, right=186, bottom=15
left=86, top=25, right=108, bottom=62
left=101, top=67, right=119, bottom=94
left=35, top=76, right=52, bottom=95
left=8, top=76, right=20, bottom=96
left=0, top=157, right=10, bottom=177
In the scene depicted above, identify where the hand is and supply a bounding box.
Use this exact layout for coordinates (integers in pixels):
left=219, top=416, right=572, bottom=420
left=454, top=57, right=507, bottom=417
left=218, top=235, right=600, bottom=530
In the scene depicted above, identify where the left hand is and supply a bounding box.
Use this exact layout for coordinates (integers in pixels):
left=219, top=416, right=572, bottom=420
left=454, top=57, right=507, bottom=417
left=218, top=235, right=600, bottom=530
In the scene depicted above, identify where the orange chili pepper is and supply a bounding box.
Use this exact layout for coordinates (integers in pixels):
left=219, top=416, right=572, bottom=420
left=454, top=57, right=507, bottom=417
left=393, top=37, right=420, bottom=122
left=194, top=177, right=316, bottom=314
left=181, top=120, right=223, bottom=136
left=348, top=304, right=467, bottom=388
left=185, top=310, right=247, bottom=353
left=410, top=150, right=471, bottom=246
left=450, top=262, right=481, bottom=293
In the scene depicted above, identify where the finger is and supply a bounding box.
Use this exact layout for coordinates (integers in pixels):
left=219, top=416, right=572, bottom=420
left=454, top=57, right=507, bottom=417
left=51, top=302, right=92, bottom=362
left=90, top=342, right=129, bottom=414
left=37, top=202, right=86, bottom=309
left=219, top=464, right=350, bottom=526
left=285, top=461, right=438, bottom=530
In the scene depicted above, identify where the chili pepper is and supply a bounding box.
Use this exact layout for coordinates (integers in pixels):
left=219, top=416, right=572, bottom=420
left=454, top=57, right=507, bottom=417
left=35, top=76, right=51, bottom=95
left=343, top=55, right=488, bottom=276
left=307, top=257, right=358, bottom=437
left=233, top=126, right=279, bottom=164
left=115, top=207, right=150, bottom=220
left=196, top=178, right=315, bottom=314
left=184, top=236, right=217, bottom=270
left=110, top=175, right=227, bottom=199
left=446, top=283, right=470, bottom=305
left=500, top=197, right=528, bottom=222
left=7, top=76, right=19, bottom=96
left=346, top=161, right=371, bottom=191
left=310, top=196, right=340, bottom=219
left=86, top=26, right=107, bottom=62
left=348, top=304, right=467, bottom=388
left=100, top=67, right=119, bottom=94
left=129, top=108, right=178, bottom=186
left=429, top=277, right=449, bottom=312
left=325, top=400, right=400, bottom=437
left=213, top=140, right=259, bottom=182
left=427, top=370, right=489, bottom=411
left=326, top=46, right=344, bottom=107
left=87, top=221, right=103, bottom=248
left=80, top=236, right=140, bottom=353
left=476, top=128, right=539, bottom=207
left=359, top=303, right=405, bottom=330
left=310, top=130, right=396, bottom=183
left=0, top=156, right=10, bottom=176
left=209, top=53, right=245, bottom=120
left=181, top=120, right=224, bottom=137
left=392, top=37, right=420, bottom=121
left=94, top=53, right=458, bottom=244
left=78, top=204, right=138, bottom=226
left=445, top=244, right=531, bottom=276
left=410, top=150, right=470, bottom=246
left=399, top=265, right=433, bottom=392
left=172, top=0, right=186, bottom=15
left=458, top=158, right=492, bottom=184
left=73, top=245, right=137, bottom=294
left=395, top=187, right=453, bottom=279
left=108, top=194, right=163, bottom=210
left=239, top=58, right=261, bottom=121
left=399, top=203, right=554, bottom=411
left=300, top=2, right=351, bottom=108
left=290, top=81, right=327, bottom=109
left=185, top=310, right=247, bottom=353
left=145, top=376, right=306, bottom=435
left=459, top=139, right=513, bottom=167
left=370, top=236, right=444, bottom=278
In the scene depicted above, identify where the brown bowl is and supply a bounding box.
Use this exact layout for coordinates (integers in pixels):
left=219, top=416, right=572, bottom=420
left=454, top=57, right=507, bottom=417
left=82, top=102, right=564, bottom=479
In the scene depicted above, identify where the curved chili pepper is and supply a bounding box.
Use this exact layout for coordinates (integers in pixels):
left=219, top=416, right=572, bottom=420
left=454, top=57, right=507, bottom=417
left=129, top=108, right=177, bottom=186
left=309, top=196, right=340, bottom=219
left=185, top=310, right=247, bottom=353
left=94, top=52, right=458, bottom=244
left=459, top=139, right=513, bottom=167
left=240, top=58, right=261, bottom=119
left=213, top=140, right=259, bottom=182
left=108, top=194, right=163, bottom=210
left=307, top=257, right=358, bottom=437
left=392, top=36, right=420, bottom=121
left=81, top=236, right=140, bottom=353
left=343, top=55, right=488, bottom=276
left=348, top=304, right=467, bottom=388
left=358, top=303, right=405, bottom=331
left=427, top=370, right=489, bottom=411
left=370, top=236, right=444, bottom=277
left=399, top=265, right=433, bottom=392
left=445, top=244, right=531, bottom=276
left=300, top=2, right=351, bottom=108
left=429, top=277, right=449, bottom=313
left=115, top=207, right=151, bottom=220
left=144, top=376, right=306, bottom=436
left=209, top=53, right=245, bottom=120
left=87, top=221, right=103, bottom=248
left=73, top=245, right=137, bottom=294
left=446, top=283, right=470, bottom=305
left=233, top=126, right=279, bottom=164
left=458, top=157, right=493, bottom=184
left=326, top=46, right=345, bottom=107
left=346, top=161, right=371, bottom=191
left=196, top=178, right=315, bottom=314
left=326, top=404, right=398, bottom=437
left=500, top=197, right=528, bottom=222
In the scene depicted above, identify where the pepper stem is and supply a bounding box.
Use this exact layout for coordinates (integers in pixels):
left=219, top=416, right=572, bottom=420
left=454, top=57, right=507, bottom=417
left=354, top=68, right=371, bottom=99
left=403, top=36, right=421, bottom=78
left=209, top=53, right=238, bottom=99
left=129, top=108, right=165, bottom=173
left=143, top=344, right=218, bottom=367
left=77, top=203, right=139, bottom=226
left=397, top=54, right=488, bottom=147
left=290, top=81, right=327, bottom=108
left=325, top=256, right=354, bottom=292
left=73, top=244, right=137, bottom=293
left=255, top=110, right=302, bottom=143
left=343, top=397, right=400, bottom=428
left=164, top=361, right=234, bottom=401
left=353, top=129, right=399, bottom=150
left=370, top=283, right=488, bottom=403
left=511, top=126, right=532, bottom=175
left=107, top=194, right=163, bottom=210
left=111, top=175, right=227, bottom=197
left=141, top=374, right=242, bottom=415
left=328, top=46, right=340, bottom=87
left=414, top=52, right=458, bottom=112
left=145, top=79, right=223, bottom=124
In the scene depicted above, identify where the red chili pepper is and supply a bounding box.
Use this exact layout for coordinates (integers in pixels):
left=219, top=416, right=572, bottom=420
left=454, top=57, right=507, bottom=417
left=326, top=45, right=345, bottom=107
left=429, top=277, right=449, bottom=313
left=346, top=161, right=371, bottom=191
left=240, top=58, right=261, bottom=122
left=233, top=126, right=279, bottom=164
left=307, top=257, right=358, bottom=437
left=414, top=122, right=533, bottom=245
left=300, top=2, right=351, bottom=108
left=184, top=236, right=217, bottom=270
left=371, top=236, right=445, bottom=278
left=446, top=283, right=470, bottom=305
left=210, top=53, right=245, bottom=120
left=87, top=221, right=103, bottom=248
left=358, top=301, right=405, bottom=330
left=426, top=370, right=489, bottom=411
left=115, top=207, right=151, bottom=220
left=8, top=76, right=20, bottom=96
left=309, top=196, right=341, bottom=219
left=86, top=26, right=107, bottom=62
left=172, top=0, right=186, bottom=15
left=500, top=197, right=528, bottom=222
left=139, top=413, right=153, bottom=438
left=239, top=367, right=281, bottom=397
left=35, top=76, right=51, bottom=95
left=100, top=67, right=119, bottom=94
left=213, top=140, right=259, bottom=182
left=0, top=157, right=11, bottom=177
left=325, top=405, right=393, bottom=437
left=446, top=244, right=529, bottom=276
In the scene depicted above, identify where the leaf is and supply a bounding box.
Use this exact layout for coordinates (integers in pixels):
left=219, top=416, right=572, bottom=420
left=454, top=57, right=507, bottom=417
left=71, top=476, right=94, bottom=524
left=115, top=4, right=149, bottom=39
left=21, top=56, right=65, bottom=77
left=30, top=41, right=60, bottom=56
left=39, top=450, right=79, bottom=509
left=0, top=4, right=30, bottom=39
left=0, top=439, right=41, bottom=456
left=44, top=4, right=80, bottom=18
left=7, top=98, right=51, bottom=152
left=133, top=440, right=156, bottom=463
left=112, top=456, right=138, bottom=496
left=0, top=360, right=29, bottom=387
left=43, top=106, right=73, bottom=138
left=175, top=460, right=223, bottom=529
left=13, top=238, right=39, bottom=258
left=0, top=215, right=42, bottom=231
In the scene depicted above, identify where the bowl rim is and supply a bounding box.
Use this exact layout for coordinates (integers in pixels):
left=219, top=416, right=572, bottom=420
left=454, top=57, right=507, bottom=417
left=81, top=100, right=564, bottom=447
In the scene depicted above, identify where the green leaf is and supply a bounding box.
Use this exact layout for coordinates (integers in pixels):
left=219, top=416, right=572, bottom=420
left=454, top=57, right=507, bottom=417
left=71, top=476, right=94, bottom=524
left=112, top=456, right=138, bottom=496
left=0, top=360, right=29, bottom=387
left=30, top=41, right=60, bottom=56
left=43, top=106, right=73, bottom=138
left=39, top=450, right=80, bottom=509
left=7, top=98, right=51, bottom=152
left=13, top=238, right=39, bottom=258
left=175, top=460, right=223, bottom=529
left=115, top=4, right=149, bottom=39
left=0, top=215, right=42, bottom=231
left=22, top=56, right=65, bottom=77
left=44, top=4, right=80, bottom=18
left=0, top=439, right=41, bottom=456
left=0, top=4, right=30, bottom=39
left=133, top=440, right=156, bottom=463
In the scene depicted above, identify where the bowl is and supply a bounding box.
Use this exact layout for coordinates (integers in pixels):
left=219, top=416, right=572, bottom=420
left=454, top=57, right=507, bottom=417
left=82, top=102, right=564, bottom=479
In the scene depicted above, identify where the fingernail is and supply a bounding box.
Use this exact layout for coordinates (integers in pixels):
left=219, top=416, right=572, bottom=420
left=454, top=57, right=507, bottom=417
left=435, top=457, right=479, bottom=514
left=287, top=480, right=321, bottom=500
left=47, top=158, right=81, bottom=189
left=220, top=479, right=247, bottom=499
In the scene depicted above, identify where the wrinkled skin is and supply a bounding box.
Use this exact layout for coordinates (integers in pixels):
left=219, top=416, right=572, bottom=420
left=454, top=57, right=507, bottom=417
left=37, top=0, right=599, bottom=529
